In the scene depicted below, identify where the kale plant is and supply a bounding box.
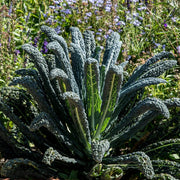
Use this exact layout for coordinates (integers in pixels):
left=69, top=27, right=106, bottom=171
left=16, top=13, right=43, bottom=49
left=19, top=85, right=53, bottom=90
left=0, top=26, right=179, bottom=179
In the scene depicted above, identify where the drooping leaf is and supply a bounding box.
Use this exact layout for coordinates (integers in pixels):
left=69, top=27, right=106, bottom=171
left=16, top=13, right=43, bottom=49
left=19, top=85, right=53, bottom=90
left=125, top=51, right=173, bottom=86
left=30, top=112, right=72, bottom=148
left=109, top=97, right=169, bottom=137
left=140, top=60, right=177, bottom=78
left=42, top=147, right=78, bottom=166
left=1, top=158, right=46, bottom=179
left=110, top=110, right=164, bottom=146
left=52, top=34, right=70, bottom=62
left=22, top=44, right=65, bottom=118
left=142, top=138, right=180, bottom=154
left=50, top=68, right=72, bottom=93
left=0, top=99, right=47, bottom=152
left=152, top=160, right=180, bottom=179
left=47, top=41, right=79, bottom=94
left=41, top=25, right=57, bottom=41
left=120, top=77, right=167, bottom=99
left=69, top=43, right=86, bottom=95
left=63, top=92, right=91, bottom=150
left=103, top=152, right=155, bottom=179
left=9, top=76, right=52, bottom=114
left=163, top=98, right=180, bottom=108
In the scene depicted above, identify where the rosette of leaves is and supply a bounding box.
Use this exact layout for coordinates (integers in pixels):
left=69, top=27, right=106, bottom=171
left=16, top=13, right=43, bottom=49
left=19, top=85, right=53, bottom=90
left=0, top=25, right=179, bottom=179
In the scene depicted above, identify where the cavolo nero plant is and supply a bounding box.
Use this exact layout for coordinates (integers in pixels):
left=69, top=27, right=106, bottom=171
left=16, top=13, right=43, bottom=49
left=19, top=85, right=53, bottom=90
left=0, top=25, right=180, bottom=179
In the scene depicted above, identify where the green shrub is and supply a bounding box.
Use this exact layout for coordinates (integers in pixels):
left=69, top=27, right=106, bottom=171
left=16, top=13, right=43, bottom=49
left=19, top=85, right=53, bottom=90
left=0, top=26, right=179, bottom=179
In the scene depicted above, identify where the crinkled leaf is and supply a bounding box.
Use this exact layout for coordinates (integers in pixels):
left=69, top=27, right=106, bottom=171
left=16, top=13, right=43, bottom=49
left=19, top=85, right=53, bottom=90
left=95, top=65, right=123, bottom=138
left=50, top=68, right=72, bottom=92
left=91, top=139, right=110, bottom=163
left=70, top=27, right=85, bottom=53
left=140, top=60, right=177, bottom=78
left=83, top=30, right=96, bottom=58
left=42, top=147, right=77, bottom=165
left=109, top=97, right=169, bottom=137
left=103, top=152, right=155, bottom=179
left=63, top=92, right=91, bottom=149
left=84, top=58, right=102, bottom=131
left=47, top=41, right=79, bottom=94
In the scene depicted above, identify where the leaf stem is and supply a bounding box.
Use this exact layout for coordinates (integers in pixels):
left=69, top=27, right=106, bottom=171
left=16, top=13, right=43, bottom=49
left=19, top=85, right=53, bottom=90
left=94, top=74, right=116, bottom=139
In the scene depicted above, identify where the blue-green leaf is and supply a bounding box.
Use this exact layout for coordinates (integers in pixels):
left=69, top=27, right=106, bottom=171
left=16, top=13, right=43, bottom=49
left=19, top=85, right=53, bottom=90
left=84, top=58, right=102, bottom=132
left=63, top=92, right=91, bottom=150
left=94, top=65, right=123, bottom=138
left=83, top=30, right=96, bottom=58
left=50, top=68, right=72, bottom=93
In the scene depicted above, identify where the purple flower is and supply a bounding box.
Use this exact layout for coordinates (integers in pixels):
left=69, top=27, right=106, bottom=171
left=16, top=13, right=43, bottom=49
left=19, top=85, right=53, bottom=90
left=141, top=30, right=146, bottom=35
left=54, top=0, right=60, bottom=4
left=100, top=46, right=104, bottom=50
left=126, top=15, right=132, bottom=21
left=137, top=6, right=147, bottom=11
left=105, top=6, right=111, bottom=12
left=116, top=21, right=126, bottom=26
left=8, top=2, right=13, bottom=16
left=49, top=5, right=56, bottom=9
left=177, top=46, right=180, bottom=54
left=108, top=29, right=113, bottom=34
left=138, top=16, right=143, bottom=21
left=162, top=44, right=166, bottom=51
left=126, top=55, right=132, bottom=61
left=132, top=20, right=141, bottom=26
left=114, top=17, right=119, bottom=23
left=104, top=34, right=109, bottom=39
left=46, top=17, right=53, bottom=25
left=77, top=19, right=82, bottom=24
left=86, top=12, right=92, bottom=17
left=145, top=0, right=148, bottom=5
left=41, top=40, right=48, bottom=54
left=54, top=26, right=61, bottom=34
left=61, top=9, right=71, bottom=14
left=43, top=13, right=48, bottom=18
left=33, top=37, right=39, bottom=47
left=96, top=32, right=101, bottom=35
left=14, top=50, right=20, bottom=56
left=96, top=16, right=102, bottom=20
left=96, top=0, right=104, bottom=5
left=154, top=42, right=160, bottom=48
left=171, top=17, right=177, bottom=22
left=133, top=12, right=139, bottom=17
left=96, top=37, right=101, bottom=41
left=0, top=43, right=1, bottom=47
left=164, top=23, right=167, bottom=28
left=84, top=16, right=89, bottom=20
left=89, top=0, right=95, bottom=3
left=25, top=12, right=31, bottom=23
left=131, top=0, right=139, bottom=2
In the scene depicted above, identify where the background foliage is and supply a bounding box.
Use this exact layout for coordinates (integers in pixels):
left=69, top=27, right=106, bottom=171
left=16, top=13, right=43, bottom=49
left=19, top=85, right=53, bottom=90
left=0, top=0, right=180, bottom=179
